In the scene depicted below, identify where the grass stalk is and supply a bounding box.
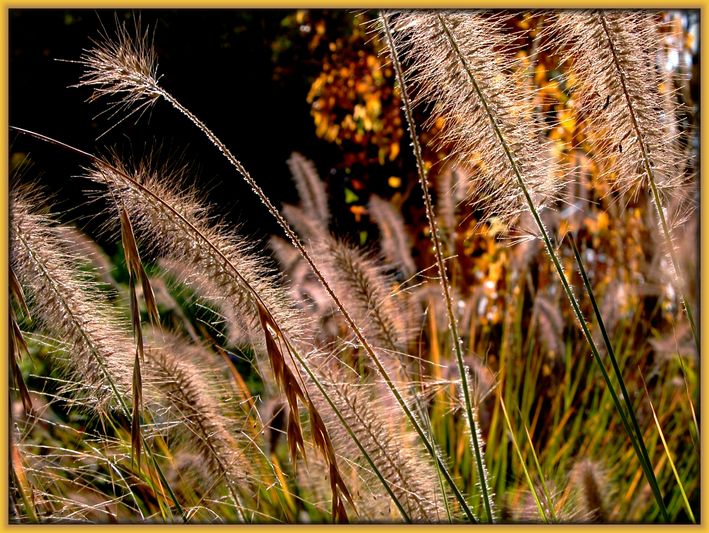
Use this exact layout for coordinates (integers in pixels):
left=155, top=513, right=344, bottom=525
left=519, top=411, right=557, bottom=522
left=640, top=376, right=695, bottom=523
left=380, top=12, right=494, bottom=523
left=498, top=394, right=547, bottom=523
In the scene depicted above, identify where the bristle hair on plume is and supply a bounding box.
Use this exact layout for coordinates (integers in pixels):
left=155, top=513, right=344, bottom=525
left=143, top=334, right=255, bottom=503
left=317, top=236, right=409, bottom=354
left=435, top=165, right=468, bottom=241
left=315, top=366, right=446, bottom=522
left=548, top=10, right=688, bottom=202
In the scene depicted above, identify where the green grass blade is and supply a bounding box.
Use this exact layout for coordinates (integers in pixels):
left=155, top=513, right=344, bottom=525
left=640, top=376, right=696, bottom=523
left=518, top=409, right=557, bottom=522
left=498, top=394, right=547, bottom=523
left=567, top=233, right=668, bottom=521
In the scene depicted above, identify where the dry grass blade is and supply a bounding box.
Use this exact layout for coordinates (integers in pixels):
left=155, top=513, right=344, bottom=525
left=256, top=301, right=307, bottom=466
left=307, top=400, right=355, bottom=522
left=131, top=348, right=143, bottom=469
left=257, top=303, right=356, bottom=522
left=10, top=267, right=31, bottom=319
left=120, top=207, right=160, bottom=327
left=11, top=443, right=38, bottom=522
left=10, top=267, right=33, bottom=413
left=119, top=206, right=158, bottom=468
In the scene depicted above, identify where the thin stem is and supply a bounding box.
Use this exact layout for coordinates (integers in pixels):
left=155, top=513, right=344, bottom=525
left=498, top=394, right=548, bottom=523
left=382, top=12, right=494, bottom=523
left=519, top=410, right=557, bottom=522
left=640, top=375, right=696, bottom=523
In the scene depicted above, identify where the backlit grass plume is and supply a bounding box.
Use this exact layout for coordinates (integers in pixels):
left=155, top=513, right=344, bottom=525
left=368, top=195, right=416, bottom=280
left=316, top=366, right=447, bottom=522
left=8, top=9, right=698, bottom=524
left=77, top=16, right=161, bottom=128
left=379, top=8, right=671, bottom=522
left=549, top=11, right=688, bottom=201
left=10, top=188, right=134, bottom=412
left=319, top=237, right=409, bottom=355
left=143, top=333, right=256, bottom=515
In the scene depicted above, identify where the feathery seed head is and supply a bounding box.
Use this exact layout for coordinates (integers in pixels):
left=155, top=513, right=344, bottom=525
left=144, top=333, right=257, bottom=496
left=287, top=152, right=331, bottom=227
left=314, top=364, right=447, bottom=522
left=318, top=236, right=410, bottom=354
left=77, top=17, right=162, bottom=123
left=84, top=154, right=306, bottom=351
left=569, top=459, right=610, bottom=522
left=368, top=195, right=416, bottom=280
